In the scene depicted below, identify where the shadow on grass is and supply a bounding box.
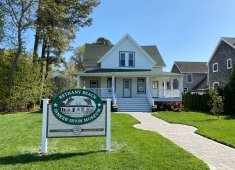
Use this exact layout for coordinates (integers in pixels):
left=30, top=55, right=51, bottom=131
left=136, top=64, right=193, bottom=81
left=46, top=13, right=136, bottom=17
left=223, top=115, right=235, bottom=120
left=0, top=150, right=105, bottom=165
left=195, top=118, right=218, bottom=122
left=28, top=110, right=42, bottom=114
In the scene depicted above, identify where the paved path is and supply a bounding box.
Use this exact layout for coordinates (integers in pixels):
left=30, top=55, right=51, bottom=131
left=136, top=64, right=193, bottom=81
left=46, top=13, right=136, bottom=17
left=127, top=112, right=235, bottom=170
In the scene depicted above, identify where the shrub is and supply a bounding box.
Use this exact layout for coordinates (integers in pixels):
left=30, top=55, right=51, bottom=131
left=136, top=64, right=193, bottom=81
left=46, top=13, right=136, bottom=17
left=152, top=105, right=157, bottom=112
left=154, top=102, right=184, bottom=112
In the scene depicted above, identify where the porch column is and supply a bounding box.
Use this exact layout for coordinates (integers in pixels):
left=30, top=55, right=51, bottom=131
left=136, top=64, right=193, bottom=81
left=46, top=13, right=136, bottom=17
left=76, top=75, right=80, bottom=88
left=146, top=76, right=150, bottom=91
left=163, top=81, right=166, bottom=98
left=112, top=76, right=115, bottom=90
left=170, top=80, right=173, bottom=97
left=178, top=76, right=184, bottom=97
left=112, top=76, right=116, bottom=105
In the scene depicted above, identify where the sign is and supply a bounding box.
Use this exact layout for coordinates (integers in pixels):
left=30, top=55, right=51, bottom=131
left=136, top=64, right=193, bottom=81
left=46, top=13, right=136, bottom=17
left=47, top=89, right=106, bottom=138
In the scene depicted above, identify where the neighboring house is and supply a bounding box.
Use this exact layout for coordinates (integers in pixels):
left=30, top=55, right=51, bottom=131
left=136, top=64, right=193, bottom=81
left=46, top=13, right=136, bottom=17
left=208, top=37, right=235, bottom=88
left=75, top=34, right=183, bottom=112
left=171, top=62, right=208, bottom=94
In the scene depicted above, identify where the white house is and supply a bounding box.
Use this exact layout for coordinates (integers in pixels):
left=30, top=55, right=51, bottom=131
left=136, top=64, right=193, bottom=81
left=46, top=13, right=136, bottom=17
left=75, top=34, right=183, bottom=112
left=60, top=97, right=95, bottom=117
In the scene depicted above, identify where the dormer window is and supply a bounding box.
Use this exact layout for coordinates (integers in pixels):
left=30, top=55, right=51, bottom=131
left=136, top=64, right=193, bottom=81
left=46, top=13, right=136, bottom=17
left=119, top=51, right=135, bottom=67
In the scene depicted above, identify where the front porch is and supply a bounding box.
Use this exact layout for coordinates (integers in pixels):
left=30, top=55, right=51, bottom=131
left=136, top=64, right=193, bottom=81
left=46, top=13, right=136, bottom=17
left=76, top=70, right=183, bottom=107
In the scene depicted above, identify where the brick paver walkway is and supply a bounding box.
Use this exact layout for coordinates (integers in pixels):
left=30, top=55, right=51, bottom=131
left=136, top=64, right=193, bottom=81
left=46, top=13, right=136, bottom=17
left=127, top=112, right=235, bottom=170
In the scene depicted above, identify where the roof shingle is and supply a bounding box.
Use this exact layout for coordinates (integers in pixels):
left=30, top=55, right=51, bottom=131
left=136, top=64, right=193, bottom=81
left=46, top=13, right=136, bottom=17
left=173, top=62, right=208, bottom=73
left=83, top=44, right=166, bottom=67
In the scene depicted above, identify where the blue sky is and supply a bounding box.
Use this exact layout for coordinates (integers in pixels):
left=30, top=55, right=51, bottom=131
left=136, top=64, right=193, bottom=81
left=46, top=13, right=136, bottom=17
left=71, top=0, right=235, bottom=71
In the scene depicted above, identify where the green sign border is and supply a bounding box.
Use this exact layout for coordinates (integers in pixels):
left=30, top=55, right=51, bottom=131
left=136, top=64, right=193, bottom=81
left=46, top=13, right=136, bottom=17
left=51, top=89, right=103, bottom=125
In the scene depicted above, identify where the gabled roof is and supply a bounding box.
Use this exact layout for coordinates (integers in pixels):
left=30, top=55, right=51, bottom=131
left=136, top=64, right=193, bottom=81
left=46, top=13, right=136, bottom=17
left=191, top=76, right=208, bottom=91
left=221, top=37, right=235, bottom=48
left=208, top=37, right=235, bottom=64
left=98, top=34, right=156, bottom=65
left=171, top=62, right=208, bottom=73
left=83, top=34, right=166, bottom=67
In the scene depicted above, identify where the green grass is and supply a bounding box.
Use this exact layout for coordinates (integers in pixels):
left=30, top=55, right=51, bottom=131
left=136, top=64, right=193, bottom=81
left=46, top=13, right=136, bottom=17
left=155, top=112, right=235, bottom=148
left=0, top=112, right=208, bottom=170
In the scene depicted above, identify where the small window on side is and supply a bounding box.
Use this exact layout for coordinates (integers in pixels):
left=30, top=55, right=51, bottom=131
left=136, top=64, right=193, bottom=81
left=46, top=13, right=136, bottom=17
left=213, top=63, right=218, bottom=72
left=187, top=74, right=193, bottom=83
left=227, top=59, right=232, bottom=69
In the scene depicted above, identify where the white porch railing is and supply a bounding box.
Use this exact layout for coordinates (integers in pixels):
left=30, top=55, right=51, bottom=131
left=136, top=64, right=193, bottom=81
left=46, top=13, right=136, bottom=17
left=149, top=89, right=181, bottom=98
left=146, top=89, right=154, bottom=106
left=86, top=88, right=117, bottom=104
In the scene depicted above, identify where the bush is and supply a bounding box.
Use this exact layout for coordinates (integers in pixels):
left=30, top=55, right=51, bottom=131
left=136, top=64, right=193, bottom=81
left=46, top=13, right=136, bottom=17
left=152, top=105, right=157, bottom=112
left=0, top=54, right=42, bottom=112
left=154, top=102, right=184, bottom=112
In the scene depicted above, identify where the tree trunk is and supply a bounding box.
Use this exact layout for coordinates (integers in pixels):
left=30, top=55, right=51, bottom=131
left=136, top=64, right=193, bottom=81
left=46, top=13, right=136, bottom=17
left=33, top=28, right=39, bottom=62
left=7, top=28, right=22, bottom=96
left=45, top=45, right=50, bottom=79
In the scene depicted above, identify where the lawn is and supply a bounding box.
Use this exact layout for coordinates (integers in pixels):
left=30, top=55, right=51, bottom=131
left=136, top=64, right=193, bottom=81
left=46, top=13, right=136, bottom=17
left=155, top=112, right=235, bottom=148
left=0, top=112, right=208, bottom=170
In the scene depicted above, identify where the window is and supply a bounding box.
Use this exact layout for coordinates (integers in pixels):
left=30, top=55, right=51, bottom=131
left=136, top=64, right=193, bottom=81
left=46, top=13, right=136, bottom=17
left=213, top=63, right=218, bottom=72
left=173, top=79, right=179, bottom=89
left=107, top=78, right=113, bottom=93
left=129, top=53, right=134, bottom=66
left=152, top=81, right=158, bottom=89
left=119, top=51, right=135, bottom=67
left=227, top=59, right=232, bottom=69
left=120, top=52, right=125, bottom=67
left=137, top=78, right=145, bottom=93
left=213, top=82, right=219, bottom=88
left=187, top=74, right=193, bottom=83
left=166, top=82, right=170, bottom=89
left=184, top=88, right=188, bottom=93
left=90, top=80, right=98, bottom=88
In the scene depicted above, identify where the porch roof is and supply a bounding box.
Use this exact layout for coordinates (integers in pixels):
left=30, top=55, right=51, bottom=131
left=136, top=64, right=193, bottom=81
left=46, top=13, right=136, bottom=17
left=76, top=69, right=182, bottom=77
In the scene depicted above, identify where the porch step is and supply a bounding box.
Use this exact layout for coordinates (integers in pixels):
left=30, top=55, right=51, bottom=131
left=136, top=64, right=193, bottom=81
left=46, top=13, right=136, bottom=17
left=117, top=98, right=151, bottom=112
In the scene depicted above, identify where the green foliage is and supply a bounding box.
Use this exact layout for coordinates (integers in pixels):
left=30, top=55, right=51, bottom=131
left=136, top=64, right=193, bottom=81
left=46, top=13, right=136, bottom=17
left=182, top=93, right=210, bottom=112
left=208, top=88, right=224, bottom=119
left=95, top=37, right=112, bottom=45
left=229, top=64, right=235, bottom=112
left=71, top=45, right=85, bottom=71
left=0, top=53, right=42, bottom=111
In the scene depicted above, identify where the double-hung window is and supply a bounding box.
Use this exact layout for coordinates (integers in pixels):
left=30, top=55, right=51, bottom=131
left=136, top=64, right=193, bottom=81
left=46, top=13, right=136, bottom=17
left=120, top=53, right=125, bottom=67
left=187, top=74, right=193, bottom=83
left=227, top=59, right=232, bottom=69
left=213, top=63, right=218, bottom=72
left=119, top=51, right=135, bottom=67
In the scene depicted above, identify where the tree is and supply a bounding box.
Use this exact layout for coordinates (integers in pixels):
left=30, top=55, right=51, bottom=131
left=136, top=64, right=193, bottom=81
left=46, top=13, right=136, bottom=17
left=95, top=37, right=112, bottom=45
left=33, top=0, right=100, bottom=64
left=71, top=45, right=85, bottom=71
left=0, top=7, right=4, bottom=42
left=229, top=64, right=235, bottom=113
left=1, top=0, right=36, bottom=96
left=32, top=0, right=99, bottom=99
left=208, top=88, right=224, bottom=119
left=0, top=51, right=42, bottom=111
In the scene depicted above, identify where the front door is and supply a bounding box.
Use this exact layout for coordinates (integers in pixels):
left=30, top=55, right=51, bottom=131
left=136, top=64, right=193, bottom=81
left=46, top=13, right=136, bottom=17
left=123, top=79, right=131, bottom=98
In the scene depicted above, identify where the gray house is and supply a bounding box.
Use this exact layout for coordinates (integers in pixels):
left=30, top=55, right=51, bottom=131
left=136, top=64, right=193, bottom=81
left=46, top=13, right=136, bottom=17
left=171, top=62, right=208, bottom=93
left=208, top=37, right=235, bottom=88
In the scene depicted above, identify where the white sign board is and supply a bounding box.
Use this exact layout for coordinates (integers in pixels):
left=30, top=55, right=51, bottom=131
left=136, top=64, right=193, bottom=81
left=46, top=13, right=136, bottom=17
left=47, top=89, right=106, bottom=138
left=47, top=104, right=106, bottom=137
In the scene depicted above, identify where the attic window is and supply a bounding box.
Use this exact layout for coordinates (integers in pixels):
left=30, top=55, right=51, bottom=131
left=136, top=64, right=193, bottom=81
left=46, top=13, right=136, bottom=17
left=119, top=51, right=135, bottom=67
